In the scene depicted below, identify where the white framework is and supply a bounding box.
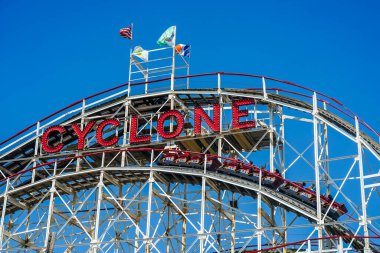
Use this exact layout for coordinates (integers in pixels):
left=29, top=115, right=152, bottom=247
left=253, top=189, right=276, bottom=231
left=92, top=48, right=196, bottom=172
left=0, top=47, right=379, bottom=253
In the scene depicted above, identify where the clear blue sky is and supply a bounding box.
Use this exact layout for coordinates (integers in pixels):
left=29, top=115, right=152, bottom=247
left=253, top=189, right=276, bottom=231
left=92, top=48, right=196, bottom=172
left=1, top=0, right=379, bottom=139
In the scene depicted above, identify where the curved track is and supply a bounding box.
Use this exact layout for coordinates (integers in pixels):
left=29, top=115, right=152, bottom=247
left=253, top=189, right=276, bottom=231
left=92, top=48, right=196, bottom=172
left=0, top=162, right=376, bottom=251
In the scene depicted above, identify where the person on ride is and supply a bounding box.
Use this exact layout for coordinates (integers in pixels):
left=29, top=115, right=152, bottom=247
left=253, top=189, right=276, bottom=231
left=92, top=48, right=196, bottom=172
left=245, top=161, right=254, bottom=174
left=294, top=182, right=306, bottom=189
left=295, top=182, right=304, bottom=186
left=307, top=183, right=315, bottom=191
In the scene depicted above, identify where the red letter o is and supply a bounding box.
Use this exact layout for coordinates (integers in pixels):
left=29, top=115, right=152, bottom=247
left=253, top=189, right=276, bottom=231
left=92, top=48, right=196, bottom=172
left=157, top=110, right=184, bottom=139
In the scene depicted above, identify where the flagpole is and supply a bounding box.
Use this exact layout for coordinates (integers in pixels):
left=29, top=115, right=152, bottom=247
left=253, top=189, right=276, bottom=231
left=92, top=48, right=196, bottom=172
left=169, top=26, right=177, bottom=148
left=127, top=23, right=134, bottom=97
left=170, top=26, right=176, bottom=92
left=176, top=46, right=190, bottom=89
left=187, top=48, right=191, bottom=89
left=127, top=49, right=132, bottom=97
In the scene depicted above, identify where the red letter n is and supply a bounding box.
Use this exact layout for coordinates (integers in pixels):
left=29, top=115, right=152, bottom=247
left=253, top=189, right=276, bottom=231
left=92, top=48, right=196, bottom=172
left=194, top=104, right=220, bottom=135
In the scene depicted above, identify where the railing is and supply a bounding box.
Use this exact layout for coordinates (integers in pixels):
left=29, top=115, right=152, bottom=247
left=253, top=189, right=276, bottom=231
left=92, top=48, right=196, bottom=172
left=0, top=72, right=378, bottom=155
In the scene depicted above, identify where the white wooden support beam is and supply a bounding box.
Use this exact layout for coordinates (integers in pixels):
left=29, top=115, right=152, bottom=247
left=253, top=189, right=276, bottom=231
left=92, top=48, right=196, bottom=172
left=55, top=181, right=74, bottom=195
left=7, top=196, right=28, bottom=210
left=355, top=116, right=370, bottom=252
left=103, top=172, right=121, bottom=187
left=312, top=92, right=323, bottom=252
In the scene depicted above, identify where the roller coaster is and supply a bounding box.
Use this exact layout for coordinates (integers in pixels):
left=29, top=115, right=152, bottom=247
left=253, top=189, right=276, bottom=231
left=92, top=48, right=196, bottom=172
left=0, top=44, right=380, bottom=252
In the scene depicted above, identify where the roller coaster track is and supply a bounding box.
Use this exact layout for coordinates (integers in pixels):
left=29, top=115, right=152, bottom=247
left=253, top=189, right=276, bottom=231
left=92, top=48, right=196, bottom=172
left=1, top=72, right=379, bottom=157
left=0, top=159, right=377, bottom=252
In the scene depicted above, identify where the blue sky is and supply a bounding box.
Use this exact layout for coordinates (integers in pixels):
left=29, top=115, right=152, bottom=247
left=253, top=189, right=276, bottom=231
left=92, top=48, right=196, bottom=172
left=0, top=0, right=379, bottom=139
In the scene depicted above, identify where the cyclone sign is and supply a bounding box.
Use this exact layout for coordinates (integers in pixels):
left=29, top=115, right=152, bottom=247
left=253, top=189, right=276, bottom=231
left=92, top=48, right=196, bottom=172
left=41, top=99, right=256, bottom=153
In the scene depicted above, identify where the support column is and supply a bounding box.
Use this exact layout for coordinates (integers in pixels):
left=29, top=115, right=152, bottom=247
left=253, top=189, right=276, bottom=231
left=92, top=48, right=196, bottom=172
left=323, top=103, right=330, bottom=196
left=121, top=100, right=130, bottom=167
left=181, top=184, right=187, bottom=253
left=92, top=171, right=104, bottom=252
left=279, top=106, right=285, bottom=176
left=44, top=161, right=57, bottom=250
left=145, top=170, right=154, bottom=253
left=0, top=179, right=10, bottom=250
left=169, top=94, right=176, bottom=148
left=279, top=107, right=287, bottom=253
left=199, top=176, right=206, bottom=253
left=32, top=121, right=40, bottom=183
left=312, top=93, right=323, bottom=252
left=134, top=182, right=141, bottom=253
left=217, top=190, right=222, bottom=252
left=166, top=183, right=171, bottom=253
left=355, top=117, right=370, bottom=252
left=338, top=237, right=343, bottom=253
left=145, top=75, right=149, bottom=94
left=262, top=77, right=268, bottom=100
left=322, top=102, right=332, bottom=250
left=218, top=73, right=223, bottom=160
left=231, top=193, right=236, bottom=253
left=269, top=106, right=274, bottom=172
left=257, top=170, right=262, bottom=252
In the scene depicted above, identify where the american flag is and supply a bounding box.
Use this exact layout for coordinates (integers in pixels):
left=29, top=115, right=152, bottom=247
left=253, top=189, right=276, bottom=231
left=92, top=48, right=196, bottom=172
left=120, top=24, right=133, bottom=40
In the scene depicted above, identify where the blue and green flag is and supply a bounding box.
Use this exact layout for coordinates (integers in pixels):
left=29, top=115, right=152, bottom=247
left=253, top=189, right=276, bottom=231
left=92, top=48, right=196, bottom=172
left=157, top=26, right=175, bottom=47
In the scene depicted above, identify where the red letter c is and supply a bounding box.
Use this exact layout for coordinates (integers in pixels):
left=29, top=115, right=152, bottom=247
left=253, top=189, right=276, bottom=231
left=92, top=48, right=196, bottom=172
left=42, top=126, right=66, bottom=153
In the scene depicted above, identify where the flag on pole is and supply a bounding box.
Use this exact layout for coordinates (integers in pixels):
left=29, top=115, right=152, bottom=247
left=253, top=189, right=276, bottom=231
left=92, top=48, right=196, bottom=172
left=175, top=44, right=191, bottom=57
left=132, top=46, right=149, bottom=62
left=157, top=26, right=175, bottom=47
left=120, top=24, right=133, bottom=40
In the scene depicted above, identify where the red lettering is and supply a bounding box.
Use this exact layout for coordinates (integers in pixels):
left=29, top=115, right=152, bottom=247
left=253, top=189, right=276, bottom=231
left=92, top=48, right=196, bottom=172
left=42, top=126, right=66, bottom=153
left=232, top=99, right=256, bottom=129
left=194, top=104, right=220, bottom=134
left=157, top=110, right=184, bottom=139
left=96, top=119, right=121, bottom=147
left=71, top=121, right=96, bottom=150
left=130, top=115, right=151, bottom=144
